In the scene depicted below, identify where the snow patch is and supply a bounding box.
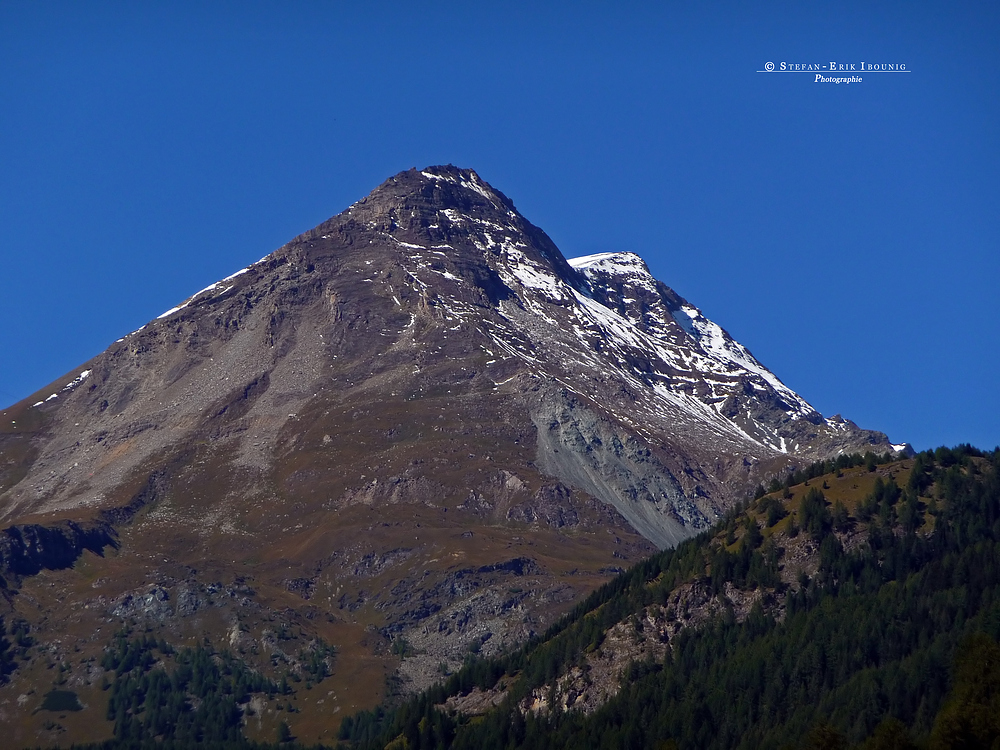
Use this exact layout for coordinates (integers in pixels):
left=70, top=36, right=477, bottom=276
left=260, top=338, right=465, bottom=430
left=156, top=266, right=248, bottom=320
left=569, top=252, right=651, bottom=278
left=62, top=370, right=91, bottom=392
left=157, top=305, right=186, bottom=320
left=391, top=238, right=426, bottom=250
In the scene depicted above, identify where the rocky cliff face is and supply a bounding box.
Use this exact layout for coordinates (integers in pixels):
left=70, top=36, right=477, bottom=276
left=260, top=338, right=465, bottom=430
left=0, top=166, right=900, bottom=744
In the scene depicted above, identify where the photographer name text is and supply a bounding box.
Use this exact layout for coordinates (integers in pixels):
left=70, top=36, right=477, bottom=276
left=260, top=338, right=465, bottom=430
left=758, top=61, right=910, bottom=83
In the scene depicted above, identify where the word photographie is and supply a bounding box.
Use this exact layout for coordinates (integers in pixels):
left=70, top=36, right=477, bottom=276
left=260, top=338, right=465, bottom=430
left=758, top=61, right=910, bottom=84
left=815, top=74, right=862, bottom=84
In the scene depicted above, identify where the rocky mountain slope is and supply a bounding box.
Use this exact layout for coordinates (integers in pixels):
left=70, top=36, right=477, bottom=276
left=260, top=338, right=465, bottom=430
left=0, top=166, right=901, bottom=746
left=343, top=447, right=1000, bottom=750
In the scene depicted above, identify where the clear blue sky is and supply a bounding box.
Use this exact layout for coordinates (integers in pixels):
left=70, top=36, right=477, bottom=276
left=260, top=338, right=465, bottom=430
left=1, top=2, right=997, bottom=451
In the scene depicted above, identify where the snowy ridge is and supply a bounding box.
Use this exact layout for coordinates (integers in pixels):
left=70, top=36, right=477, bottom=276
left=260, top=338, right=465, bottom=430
left=669, top=304, right=813, bottom=418
left=375, top=172, right=828, bottom=456
left=559, top=287, right=784, bottom=452
left=570, top=252, right=809, bottom=416
left=570, top=252, right=658, bottom=294
left=562, top=252, right=819, bottom=451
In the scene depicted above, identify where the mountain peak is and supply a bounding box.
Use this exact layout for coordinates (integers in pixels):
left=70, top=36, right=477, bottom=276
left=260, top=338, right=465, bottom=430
left=0, top=167, right=904, bottom=735
left=336, top=165, right=519, bottom=227
left=7, top=166, right=898, bottom=541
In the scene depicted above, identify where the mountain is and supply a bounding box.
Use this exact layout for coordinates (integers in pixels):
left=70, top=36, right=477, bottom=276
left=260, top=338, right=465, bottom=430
left=0, top=166, right=902, bottom=746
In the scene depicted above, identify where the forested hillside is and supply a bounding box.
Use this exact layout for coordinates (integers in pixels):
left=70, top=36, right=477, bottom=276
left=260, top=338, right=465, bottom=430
left=339, top=446, right=1000, bottom=750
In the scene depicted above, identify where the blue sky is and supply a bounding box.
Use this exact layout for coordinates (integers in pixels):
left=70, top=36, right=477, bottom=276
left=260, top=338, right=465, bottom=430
left=1, top=2, right=997, bottom=451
